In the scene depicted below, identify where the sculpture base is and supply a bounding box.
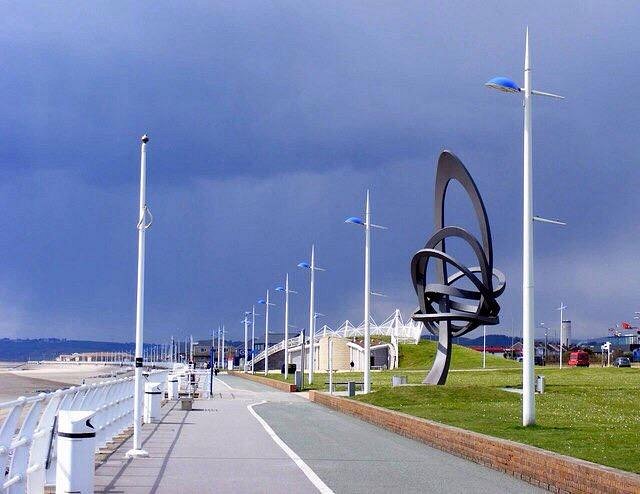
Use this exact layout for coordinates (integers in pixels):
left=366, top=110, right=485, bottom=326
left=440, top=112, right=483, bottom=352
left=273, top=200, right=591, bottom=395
left=423, top=323, right=452, bottom=385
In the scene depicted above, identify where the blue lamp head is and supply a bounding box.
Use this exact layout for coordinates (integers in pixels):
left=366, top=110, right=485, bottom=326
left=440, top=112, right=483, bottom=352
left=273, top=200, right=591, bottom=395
left=297, top=262, right=310, bottom=269
left=345, top=216, right=364, bottom=225
left=485, top=76, right=521, bottom=93
left=257, top=299, right=266, bottom=305
left=275, top=286, right=285, bottom=292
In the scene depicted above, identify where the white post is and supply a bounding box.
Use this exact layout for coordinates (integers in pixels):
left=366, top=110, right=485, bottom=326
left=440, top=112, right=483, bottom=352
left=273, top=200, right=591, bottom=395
left=221, top=326, right=225, bottom=370
left=308, top=245, right=316, bottom=384
left=217, top=327, right=221, bottom=367
left=522, top=30, right=535, bottom=427
left=284, top=273, right=290, bottom=380
left=265, top=290, right=270, bottom=376
left=243, top=314, right=249, bottom=372
left=364, top=190, right=372, bottom=394
left=251, top=305, right=256, bottom=373
left=483, top=325, right=486, bottom=369
left=126, top=134, right=150, bottom=458
left=559, top=303, right=566, bottom=369
left=328, top=336, right=333, bottom=395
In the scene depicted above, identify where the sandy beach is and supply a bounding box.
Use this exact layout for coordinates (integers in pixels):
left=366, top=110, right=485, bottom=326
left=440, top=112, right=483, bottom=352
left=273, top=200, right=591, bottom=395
left=0, top=362, right=131, bottom=404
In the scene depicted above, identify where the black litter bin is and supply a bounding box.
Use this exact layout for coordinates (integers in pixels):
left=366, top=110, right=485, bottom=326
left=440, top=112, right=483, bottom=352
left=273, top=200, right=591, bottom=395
left=281, top=363, right=296, bottom=374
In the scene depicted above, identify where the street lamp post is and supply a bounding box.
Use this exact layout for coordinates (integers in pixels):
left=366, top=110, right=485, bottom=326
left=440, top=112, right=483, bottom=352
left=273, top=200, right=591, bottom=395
left=221, top=326, right=225, bottom=370
left=557, top=303, right=567, bottom=369
left=258, top=291, right=275, bottom=376
left=539, top=323, right=548, bottom=362
left=126, top=134, right=152, bottom=459
left=345, top=190, right=386, bottom=394
left=243, top=312, right=250, bottom=372
left=482, top=325, right=486, bottom=369
left=276, top=274, right=297, bottom=380
left=298, top=246, right=324, bottom=384
left=216, top=327, right=220, bottom=367
left=485, top=29, right=564, bottom=426
left=251, top=305, right=256, bottom=373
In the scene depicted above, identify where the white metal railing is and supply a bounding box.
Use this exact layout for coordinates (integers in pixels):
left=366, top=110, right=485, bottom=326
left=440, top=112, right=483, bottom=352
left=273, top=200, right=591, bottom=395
left=0, top=369, right=167, bottom=494
left=251, top=336, right=301, bottom=363
left=170, top=368, right=211, bottom=398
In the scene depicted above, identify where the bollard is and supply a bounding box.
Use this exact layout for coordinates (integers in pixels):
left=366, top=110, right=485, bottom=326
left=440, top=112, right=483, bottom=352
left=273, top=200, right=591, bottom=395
left=143, top=382, right=162, bottom=423
left=56, top=410, right=96, bottom=494
left=347, top=381, right=356, bottom=397
left=167, top=376, right=179, bottom=400
left=536, top=375, right=545, bottom=394
left=294, top=370, right=303, bottom=391
left=392, top=375, right=408, bottom=387
left=180, top=397, right=193, bottom=411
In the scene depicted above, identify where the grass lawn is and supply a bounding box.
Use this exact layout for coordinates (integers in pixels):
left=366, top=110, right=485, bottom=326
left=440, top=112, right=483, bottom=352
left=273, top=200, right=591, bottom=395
left=356, top=367, right=640, bottom=474
left=255, top=340, right=640, bottom=473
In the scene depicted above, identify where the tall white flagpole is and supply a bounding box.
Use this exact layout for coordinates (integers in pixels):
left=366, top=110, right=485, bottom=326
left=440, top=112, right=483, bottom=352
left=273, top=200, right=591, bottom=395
left=126, top=134, right=151, bottom=459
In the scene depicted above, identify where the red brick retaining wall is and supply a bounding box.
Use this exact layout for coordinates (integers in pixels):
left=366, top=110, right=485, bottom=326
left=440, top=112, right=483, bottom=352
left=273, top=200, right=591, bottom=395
left=230, top=371, right=297, bottom=392
left=309, top=390, right=640, bottom=494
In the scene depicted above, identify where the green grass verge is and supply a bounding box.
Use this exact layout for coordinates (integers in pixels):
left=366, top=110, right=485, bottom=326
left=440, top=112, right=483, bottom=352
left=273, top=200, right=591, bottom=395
left=356, top=367, right=640, bottom=473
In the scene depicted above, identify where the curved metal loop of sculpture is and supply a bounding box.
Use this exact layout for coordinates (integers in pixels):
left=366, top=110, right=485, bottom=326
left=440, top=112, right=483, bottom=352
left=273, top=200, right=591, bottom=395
left=411, top=151, right=506, bottom=385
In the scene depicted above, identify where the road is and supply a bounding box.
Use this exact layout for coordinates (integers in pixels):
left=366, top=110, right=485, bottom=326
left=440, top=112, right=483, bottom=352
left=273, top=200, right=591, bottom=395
left=94, top=374, right=542, bottom=493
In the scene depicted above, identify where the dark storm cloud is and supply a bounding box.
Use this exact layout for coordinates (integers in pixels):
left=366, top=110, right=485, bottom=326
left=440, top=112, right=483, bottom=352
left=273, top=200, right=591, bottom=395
left=0, top=2, right=638, bottom=342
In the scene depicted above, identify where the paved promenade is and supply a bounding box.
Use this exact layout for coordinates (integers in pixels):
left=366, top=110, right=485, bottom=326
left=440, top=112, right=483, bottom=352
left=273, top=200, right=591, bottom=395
left=95, top=374, right=542, bottom=493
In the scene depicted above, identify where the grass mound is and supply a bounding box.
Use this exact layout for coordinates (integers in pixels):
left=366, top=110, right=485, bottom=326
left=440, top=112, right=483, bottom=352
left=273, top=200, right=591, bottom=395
left=398, top=339, right=519, bottom=370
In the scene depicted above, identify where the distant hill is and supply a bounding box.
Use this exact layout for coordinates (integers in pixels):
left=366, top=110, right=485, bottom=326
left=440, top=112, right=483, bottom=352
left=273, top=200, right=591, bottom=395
left=0, top=338, right=245, bottom=362
left=0, top=338, right=136, bottom=362
left=422, top=333, right=522, bottom=347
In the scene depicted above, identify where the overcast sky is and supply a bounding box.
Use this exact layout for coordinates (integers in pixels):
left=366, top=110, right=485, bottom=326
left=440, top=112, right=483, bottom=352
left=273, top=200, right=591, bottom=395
left=0, top=2, right=638, bottom=343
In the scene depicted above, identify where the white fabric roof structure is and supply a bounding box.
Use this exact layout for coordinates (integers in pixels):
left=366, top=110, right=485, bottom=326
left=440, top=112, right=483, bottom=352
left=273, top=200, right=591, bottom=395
left=317, top=309, right=422, bottom=344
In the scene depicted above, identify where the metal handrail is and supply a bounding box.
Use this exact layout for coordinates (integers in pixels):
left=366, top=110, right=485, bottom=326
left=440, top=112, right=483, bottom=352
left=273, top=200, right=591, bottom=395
left=0, top=369, right=167, bottom=493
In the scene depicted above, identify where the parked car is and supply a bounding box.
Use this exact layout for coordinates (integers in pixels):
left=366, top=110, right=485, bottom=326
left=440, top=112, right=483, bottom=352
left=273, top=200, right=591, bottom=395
left=613, top=357, right=631, bottom=368
left=567, top=351, right=590, bottom=367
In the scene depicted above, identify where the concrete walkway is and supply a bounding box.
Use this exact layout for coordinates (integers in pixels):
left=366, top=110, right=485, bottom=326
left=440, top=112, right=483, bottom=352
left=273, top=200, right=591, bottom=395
left=95, top=374, right=543, bottom=493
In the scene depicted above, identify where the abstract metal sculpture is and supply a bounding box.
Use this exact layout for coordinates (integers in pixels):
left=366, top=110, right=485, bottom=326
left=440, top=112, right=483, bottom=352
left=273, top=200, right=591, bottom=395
left=411, top=151, right=506, bottom=385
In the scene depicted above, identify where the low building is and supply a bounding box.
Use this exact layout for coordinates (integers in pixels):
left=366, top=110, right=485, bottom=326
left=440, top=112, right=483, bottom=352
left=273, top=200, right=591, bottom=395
left=56, top=352, right=132, bottom=363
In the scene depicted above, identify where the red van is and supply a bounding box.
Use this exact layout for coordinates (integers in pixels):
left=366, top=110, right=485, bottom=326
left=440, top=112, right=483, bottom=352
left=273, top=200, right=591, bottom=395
left=568, top=351, right=589, bottom=367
